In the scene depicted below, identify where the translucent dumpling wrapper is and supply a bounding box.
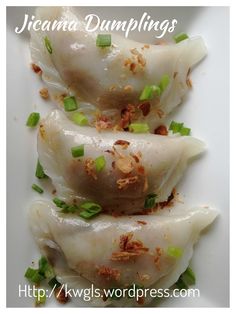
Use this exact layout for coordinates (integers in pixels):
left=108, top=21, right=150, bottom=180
left=30, top=6, right=207, bottom=129
left=38, top=110, right=205, bottom=214
left=29, top=200, right=217, bottom=306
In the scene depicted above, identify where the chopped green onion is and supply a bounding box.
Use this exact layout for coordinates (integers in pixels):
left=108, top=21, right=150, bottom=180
left=61, top=204, right=78, bottom=214
left=151, top=85, right=161, bottom=96
left=144, top=193, right=157, bottom=209
left=167, top=246, right=183, bottom=258
left=53, top=197, right=66, bottom=208
left=181, top=267, right=196, bottom=286
left=96, top=34, right=111, bottom=47
left=169, top=121, right=184, bottom=133
left=169, top=121, right=191, bottom=136
left=44, top=36, right=52, bottom=54
left=79, top=202, right=102, bottom=219
left=26, top=112, right=40, bottom=127
left=129, top=123, right=149, bottom=133
left=159, top=74, right=170, bottom=93
left=38, top=256, right=54, bottom=279
left=35, top=289, right=46, bottom=306
left=109, top=288, right=122, bottom=300
left=48, top=277, right=61, bottom=289
left=139, top=85, right=154, bottom=101
left=95, top=155, right=106, bottom=172
left=175, top=277, right=188, bottom=290
left=25, top=267, right=44, bottom=284
left=72, top=112, right=88, bottom=126
left=32, top=184, right=44, bottom=194
left=173, top=32, right=189, bottom=44
left=180, top=127, right=191, bottom=136
left=71, top=144, right=84, bottom=158
left=63, top=96, right=78, bottom=112
left=35, top=160, right=48, bottom=179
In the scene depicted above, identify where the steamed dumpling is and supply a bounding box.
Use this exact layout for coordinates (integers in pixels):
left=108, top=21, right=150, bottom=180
left=29, top=200, right=217, bottom=306
left=30, top=6, right=207, bottom=129
left=38, top=110, right=204, bottom=214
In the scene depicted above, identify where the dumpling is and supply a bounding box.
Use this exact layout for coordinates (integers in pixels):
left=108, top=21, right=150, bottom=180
left=29, top=200, right=217, bottom=306
left=30, top=6, right=207, bottom=129
left=38, top=110, right=205, bottom=214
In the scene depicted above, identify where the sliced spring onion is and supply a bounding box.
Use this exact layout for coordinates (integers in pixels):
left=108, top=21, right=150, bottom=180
left=96, top=34, right=111, bottom=47
left=38, top=256, right=54, bottom=279
left=129, top=123, right=149, bottom=133
left=48, top=277, right=61, bottom=289
left=151, top=85, right=161, bottom=96
left=173, top=32, right=189, bottom=43
left=79, top=202, right=102, bottom=219
left=25, top=267, right=44, bottom=284
left=53, top=197, right=66, bottom=208
left=167, top=246, right=183, bottom=258
left=109, top=288, right=123, bottom=300
left=61, top=204, right=78, bottom=214
left=95, top=155, right=106, bottom=172
left=35, top=289, right=46, bottom=306
left=175, top=277, right=189, bottom=290
left=32, top=184, right=44, bottom=194
left=139, top=85, right=154, bottom=101
left=144, top=193, right=157, bottom=209
left=63, top=96, right=78, bottom=112
left=72, top=112, right=88, bottom=126
left=159, top=74, right=170, bottom=93
left=44, top=36, right=52, bottom=54
left=26, top=112, right=40, bottom=127
left=180, top=127, right=191, bottom=136
left=181, top=267, right=196, bottom=285
left=71, top=144, right=84, bottom=158
left=35, top=159, right=48, bottom=179
left=169, top=121, right=191, bottom=136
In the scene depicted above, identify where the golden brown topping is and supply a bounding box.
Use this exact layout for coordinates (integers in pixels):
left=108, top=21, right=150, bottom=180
left=138, top=102, right=151, bottom=117
left=39, top=87, right=49, bottom=100
left=136, top=165, right=145, bottom=176
left=137, top=54, right=146, bottom=67
left=117, top=176, right=139, bottom=190
left=154, top=125, right=168, bottom=136
left=95, top=115, right=113, bottom=131
left=137, top=220, right=147, bottom=225
left=116, top=156, right=134, bottom=174
left=54, top=287, right=69, bottom=304
left=39, top=124, right=46, bottom=140
left=154, top=247, right=163, bottom=270
left=120, top=104, right=136, bottom=129
left=130, top=62, right=136, bottom=73
left=124, top=85, right=133, bottom=92
left=144, top=44, right=150, bottom=49
left=84, top=158, right=97, bottom=180
left=114, top=140, right=130, bottom=148
left=31, top=63, right=42, bottom=74
left=97, top=265, right=120, bottom=281
left=130, top=48, right=139, bottom=55
left=111, top=251, right=140, bottom=261
left=156, top=108, right=165, bottom=119
left=159, top=190, right=175, bottom=209
left=173, top=71, right=178, bottom=79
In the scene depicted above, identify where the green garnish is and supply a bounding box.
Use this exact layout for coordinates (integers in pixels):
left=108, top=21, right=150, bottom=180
left=53, top=197, right=66, bottom=208
left=38, top=256, right=54, bottom=279
left=167, top=246, right=183, bottom=258
left=169, top=121, right=191, bottom=136
left=35, top=289, right=46, bottom=306
left=61, top=204, right=78, bottom=214
left=159, top=74, right=170, bottom=93
left=63, top=96, right=78, bottom=112
left=95, top=155, right=106, bottom=172
left=139, top=85, right=154, bottom=101
left=109, top=288, right=122, bottom=300
left=175, top=267, right=196, bottom=289
left=71, top=144, right=84, bottom=158
left=72, top=112, right=88, bottom=126
left=129, top=123, right=149, bottom=133
left=96, top=34, right=111, bottom=47
left=26, top=112, right=40, bottom=127
left=144, top=193, right=157, bottom=209
left=32, top=184, right=44, bottom=194
left=151, top=85, right=161, bottom=96
left=173, top=32, right=189, bottom=43
left=25, top=267, right=45, bottom=284
left=44, top=36, right=52, bottom=54
left=79, top=202, right=102, bottom=219
left=48, top=277, right=61, bottom=289
left=35, top=160, right=48, bottom=179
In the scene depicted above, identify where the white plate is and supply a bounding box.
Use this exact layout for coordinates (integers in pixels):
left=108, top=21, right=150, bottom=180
left=6, top=6, right=229, bottom=307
